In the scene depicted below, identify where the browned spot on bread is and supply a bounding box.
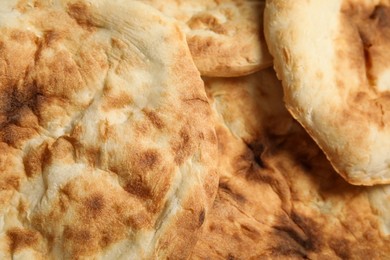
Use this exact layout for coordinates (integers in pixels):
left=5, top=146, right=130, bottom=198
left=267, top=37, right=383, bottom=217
left=124, top=178, right=153, bottom=199
left=0, top=145, right=22, bottom=193
left=354, top=91, right=369, bottom=103
left=273, top=223, right=313, bottom=252
left=97, top=120, right=110, bottom=141
left=43, top=137, right=77, bottom=166
left=107, top=146, right=172, bottom=214
left=57, top=193, right=70, bottom=215
left=187, top=36, right=214, bottom=57
left=232, top=141, right=273, bottom=183
left=269, top=244, right=308, bottom=259
left=205, top=169, right=219, bottom=200
left=111, top=37, right=127, bottom=49
left=172, top=126, right=193, bottom=164
left=239, top=223, right=261, bottom=241
left=84, top=146, right=101, bottom=166
left=30, top=176, right=154, bottom=258
left=206, top=128, right=218, bottom=146
left=0, top=55, right=41, bottom=146
left=7, top=228, right=40, bottom=253
left=270, top=208, right=384, bottom=259
left=188, top=14, right=228, bottom=35
left=341, top=91, right=385, bottom=129
left=245, top=141, right=266, bottom=168
left=123, top=212, right=150, bottom=228
left=199, top=209, right=205, bottom=226
left=23, top=142, right=48, bottom=177
left=12, top=105, right=39, bottom=129
left=99, top=231, right=113, bottom=249
left=0, top=175, right=20, bottom=191
left=10, top=30, right=34, bottom=43
left=0, top=125, right=37, bottom=148
left=71, top=124, right=84, bottom=139
left=67, top=2, right=96, bottom=30
left=328, top=238, right=353, bottom=259
left=371, top=5, right=390, bottom=28
left=0, top=1, right=217, bottom=258
left=133, top=121, right=148, bottom=135
left=35, top=50, right=85, bottom=97
left=84, top=193, right=105, bottom=218
left=188, top=14, right=219, bottom=30
left=227, top=253, right=238, bottom=260
left=17, top=199, right=28, bottom=217
left=335, top=1, right=390, bottom=128
left=43, top=30, right=62, bottom=47
left=0, top=29, right=35, bottom=87
left=336, top=79, right=346, bottom=90
left=139, top=149, right=160, bottom=170
left=143, top=109, right=165, bottom=129
left=102, top=89, right=133, bottom=111
left=16, top=0, right=46, bottom=12
left=63, top=226, right=92, bottom=246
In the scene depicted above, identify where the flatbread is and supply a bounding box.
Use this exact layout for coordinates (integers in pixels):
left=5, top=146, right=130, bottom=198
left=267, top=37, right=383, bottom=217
left=190, top=68, right=390, bottom=259
left=264, top=0, right=390, bottom=185
left=140, top=0, right=272, bottom=77
left=0, top=0, right=218, bottom=258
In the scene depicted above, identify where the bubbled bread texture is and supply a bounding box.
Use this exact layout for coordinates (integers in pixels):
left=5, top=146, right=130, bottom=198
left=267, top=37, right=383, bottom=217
left=264, top=0, right=390, bottom=185
left=0, top=0, right=218, bottom=259
left=140, top=0, right=272, bottom=77
left=190, top=68, right=390, bottom=259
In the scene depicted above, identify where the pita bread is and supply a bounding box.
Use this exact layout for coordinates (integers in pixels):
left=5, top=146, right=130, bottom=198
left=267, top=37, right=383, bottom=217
left=190, top=68, right=390, bottom=259
left=0, top=0, right=218, bottom=258
left=140, top=0, right=272, bottom=77
left=264, top=0, right=390, bottom=185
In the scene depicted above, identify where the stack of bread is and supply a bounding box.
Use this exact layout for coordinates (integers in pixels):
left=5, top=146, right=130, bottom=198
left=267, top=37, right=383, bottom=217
left=0, top=0, right=389, bottom=259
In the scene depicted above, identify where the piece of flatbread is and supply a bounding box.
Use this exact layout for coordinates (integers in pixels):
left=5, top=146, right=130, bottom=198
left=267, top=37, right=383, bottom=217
left=140, top=0, right=272, bottom=77
left=190, top=68, right=390, bottom=259
left=264, top=0, right=390, bottom=185
left=0, top=0, right=218, bottom=258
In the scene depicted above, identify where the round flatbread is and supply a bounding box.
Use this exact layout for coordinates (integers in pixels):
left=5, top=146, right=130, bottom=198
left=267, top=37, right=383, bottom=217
left=140, top=0, right=272, bottom=77
left=0, top=0, right=218, bottom=258
left=264, top=0, right=390, bottom=185
left=190, top=68, right=390, bottom=259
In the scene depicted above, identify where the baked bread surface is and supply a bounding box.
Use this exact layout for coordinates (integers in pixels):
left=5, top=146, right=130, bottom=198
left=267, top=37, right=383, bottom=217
left=0, top=0, right=218, bottom=258
left=265, top=0, right=390, bottom=185
left=190, top=68, right=390, bottom=259
left=140, top=0, right=272, bottom=77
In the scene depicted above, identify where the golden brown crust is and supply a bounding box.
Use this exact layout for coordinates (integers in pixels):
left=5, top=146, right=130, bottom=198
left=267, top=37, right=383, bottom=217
left=0, top=0, right=218, bottom=258
left=190, top=68, right=390, bottom=259
left=140, top=0, right=272, bottom=77
left=264, top=0, right=390, bottom=185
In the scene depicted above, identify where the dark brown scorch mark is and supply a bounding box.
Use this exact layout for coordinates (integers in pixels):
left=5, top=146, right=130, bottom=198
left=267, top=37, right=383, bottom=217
left=7, top=228, right=40, bottom=253
left=199, top=209, right=205, bottom=226
left=143, top=109, right=165, bottom=129
left=172, top=127, right=193, bottom=164
left=138, top=149, right=161, bottom=170
left=67, top=2, right=96, bottom=30
left=84, top=193, right=105, bottom=218
left=245, top=141, right=266, bottom=168
left=124, top=178, right=153, bottom=200
left=23, top=142, right=48, bottom=177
